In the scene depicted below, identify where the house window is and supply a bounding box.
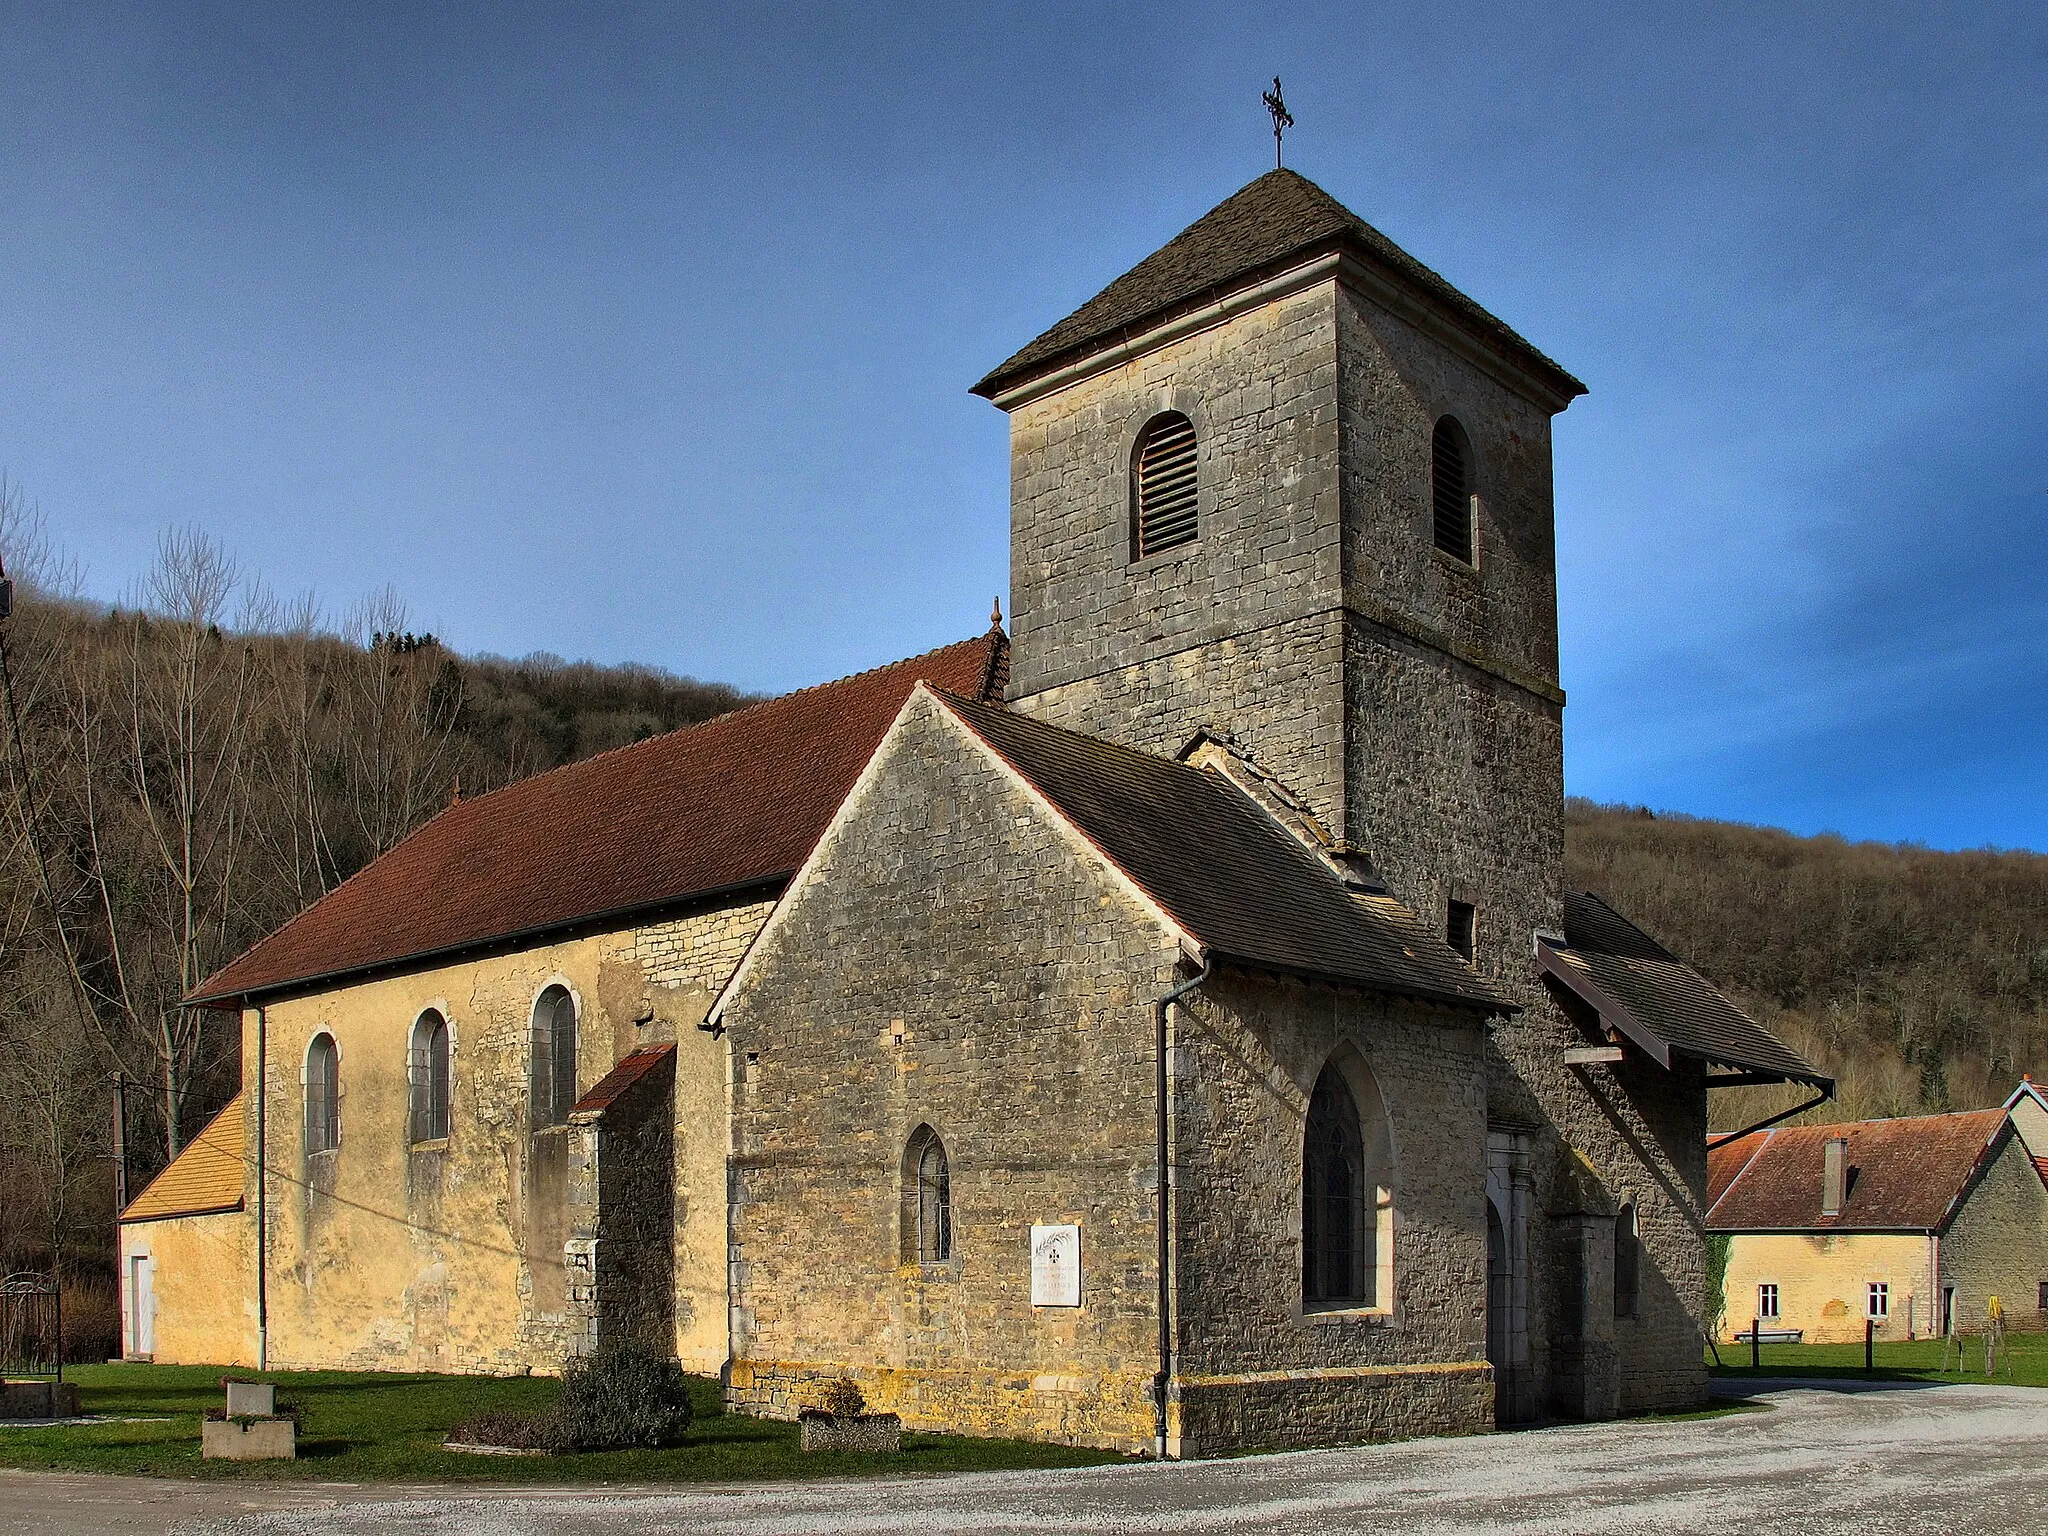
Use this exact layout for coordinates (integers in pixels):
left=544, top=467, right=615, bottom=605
left=2038, top=1281, right=2047, bottom=1313
left=1131, top=412, right=1199, bottom=559
left=1447, top=899, right=1477, bottom=965
left=1613, top=1202, right=1640, bottom=1319
left=530, top=986, right=578, bottom=1129
left=409, top=1010, right=451, bottom=1144
left=1431, top=416, right=1475, bottom=564
left=305, top=1033, right=340, bottom=1155
left=1867, top=1282, right=1889, bottom=1320
left=901, top=1125, right=952, bottom=1264
left=1757, top=1283, right=1779, bottom=1320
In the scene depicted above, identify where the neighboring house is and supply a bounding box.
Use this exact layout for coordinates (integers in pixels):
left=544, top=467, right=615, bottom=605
left=1706, top=1107, right=2048, bottom=1343
left=121, top=167, right=1823, bottom=1456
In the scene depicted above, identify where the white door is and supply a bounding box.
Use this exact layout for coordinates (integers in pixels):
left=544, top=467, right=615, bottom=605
left=130, top=1255, right=154, bottom=1357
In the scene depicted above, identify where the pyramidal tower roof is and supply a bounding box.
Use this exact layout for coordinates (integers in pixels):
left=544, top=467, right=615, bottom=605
left=972, top=168, right=1584, bottom=406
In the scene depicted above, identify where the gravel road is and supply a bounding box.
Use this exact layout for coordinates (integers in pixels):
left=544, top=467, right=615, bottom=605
left=0, top=1378, right=2033, bottom=1536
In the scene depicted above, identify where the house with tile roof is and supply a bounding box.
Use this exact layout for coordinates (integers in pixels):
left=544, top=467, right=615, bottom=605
left=121, top=167, right=1822, bottom=1455
left=1706, top=1106, right=2048, bottom=1344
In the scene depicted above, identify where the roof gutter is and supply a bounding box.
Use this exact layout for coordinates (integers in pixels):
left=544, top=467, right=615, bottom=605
left=185, top=873, right=792, bottom=1010
left=1151, top=947, right=1209, bottom=1462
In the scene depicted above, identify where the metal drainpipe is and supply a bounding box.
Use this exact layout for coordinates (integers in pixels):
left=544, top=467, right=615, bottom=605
left=254, top=1001, right=268, bottom=1373
left=1152, top=956, right=1208, bottom=1461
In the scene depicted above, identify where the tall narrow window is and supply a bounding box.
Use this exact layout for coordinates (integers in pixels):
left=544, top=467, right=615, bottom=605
left=1867, top=1282, right=1889, bottom=1320
left=530, top=986, right=578, bottom=1129
left=305, top=1033, right=340, bottom=1155
left=1757, top=1282, right=1780, bottom=1320
left=901, top=1125, right=952, bottom=1264
left=410, top=1010, right=451, bottom=1144
left=1447, top=900, right=1477, bottom=965
left=1431, top=415, right=1474, bottom=564
left=1131, top=412, right=1199, bottom=559
left=1613, top=1202, right=1640, bottom=1318
left=1303, top=1069, right=1366, bottom=1309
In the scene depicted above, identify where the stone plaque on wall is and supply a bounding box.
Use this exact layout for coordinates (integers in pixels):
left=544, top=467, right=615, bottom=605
left=1030, top=1223, right=1081, bottom=1307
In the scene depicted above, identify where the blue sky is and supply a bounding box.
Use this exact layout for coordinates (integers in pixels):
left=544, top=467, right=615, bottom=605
left=2, top=3, right=2043, bottom=849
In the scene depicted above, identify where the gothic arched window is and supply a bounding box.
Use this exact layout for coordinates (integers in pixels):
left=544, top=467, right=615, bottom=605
left=1431, top=415, right=1475, bottom=565
left=305, top=1033, right=340, bottom=1155
left=1131, top=411, right=1200, bottom=559
left=901, top=1125, right=953, bottom=1264
left=1303, top=1068, right=1367, bottom=1308
left=410, top=1009, right=451, bottom=1144
left=530, top=986, right=578, bottom=1129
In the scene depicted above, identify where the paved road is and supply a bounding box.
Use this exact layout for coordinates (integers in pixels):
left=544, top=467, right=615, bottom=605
left=0, top=1379, right=2036, bottom=1536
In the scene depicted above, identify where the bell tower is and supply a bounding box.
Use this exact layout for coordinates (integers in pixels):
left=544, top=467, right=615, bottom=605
left=972, top=168, right=1585, bottom=995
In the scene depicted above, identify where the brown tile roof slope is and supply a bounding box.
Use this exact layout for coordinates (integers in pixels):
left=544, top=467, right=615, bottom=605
left=193, top=633, right=1008, bottom=1005
left=972, top=169, right=1585, bottom=402
left=121, top=1094, right=245, bottom=1223
left=569, top=1043, right=675, bottom=1120
left=1706, top=1108, right=2008, bottom=1232
left=938, top=691, right=1512, bottom=1012
left=1552, top=892, right=1828, bottom=1086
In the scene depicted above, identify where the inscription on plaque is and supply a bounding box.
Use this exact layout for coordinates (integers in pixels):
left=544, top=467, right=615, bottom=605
left=1030, top=1223, right=1081, bottom=1308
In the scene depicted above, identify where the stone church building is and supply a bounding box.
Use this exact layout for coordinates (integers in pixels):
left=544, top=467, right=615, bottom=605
left=118, top=169, right=1826, bottom=1455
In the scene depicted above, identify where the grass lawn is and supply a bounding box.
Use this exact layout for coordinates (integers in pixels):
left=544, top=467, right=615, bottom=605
left=1709, top=1330, right=2048, bottom=1389
left=0, top=1364, right=1128, bottom=1482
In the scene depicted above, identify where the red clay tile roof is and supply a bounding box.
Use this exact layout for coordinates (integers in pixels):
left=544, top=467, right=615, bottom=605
left=192, top=632, right=1008, bottom=1005
left=569, top=1043, right=675, bottom=1121
left=1706, top=1108, right=2009, bottom=1233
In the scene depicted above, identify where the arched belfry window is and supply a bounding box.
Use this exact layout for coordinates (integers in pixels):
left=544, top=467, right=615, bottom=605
left=531, top=986, right=578, bottom=1130
left=901, top=1125, right=953, bottom=1264
left=305, top=1033, right=340, bottom=1155
left=1131, top=411, right=1199, bottom=559
left=410, top=1009, right=451, bottom=1144
left=1431, top=415, right=1475, bottom=565
left=1302, top=1059, right=1395, bottom=1312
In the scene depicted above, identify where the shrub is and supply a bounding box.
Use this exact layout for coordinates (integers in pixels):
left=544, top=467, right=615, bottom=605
left=817, top=1378, right=866, bottom=1419
left=447, top=1410, right=557, bottom=1451
left=550, top=1340, right=694, bottom=1451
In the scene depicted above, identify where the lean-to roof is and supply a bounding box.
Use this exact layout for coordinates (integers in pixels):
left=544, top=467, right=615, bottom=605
left=121, top=1094, right=245, bottom=1224
left=1541, top=892, right=1828, bottom=1088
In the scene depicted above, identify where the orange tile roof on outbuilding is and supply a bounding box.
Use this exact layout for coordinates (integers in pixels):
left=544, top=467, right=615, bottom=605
left=121, top=1094, right=246, bottom=1224
left=1706, top=1108, right=2009, bottom=1234
left=191, top=631, right=1007, bottom=1006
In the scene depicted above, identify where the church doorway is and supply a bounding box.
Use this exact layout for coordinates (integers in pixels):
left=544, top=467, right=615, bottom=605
left=1485, top=1130, right=1532, bottom=1426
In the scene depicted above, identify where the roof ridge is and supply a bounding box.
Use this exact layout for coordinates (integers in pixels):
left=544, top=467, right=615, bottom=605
left=443, top=629, right=1004, bottom=814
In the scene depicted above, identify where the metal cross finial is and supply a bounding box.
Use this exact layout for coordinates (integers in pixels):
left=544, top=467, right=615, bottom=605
left=1263, top=77, right=1294, bottom=169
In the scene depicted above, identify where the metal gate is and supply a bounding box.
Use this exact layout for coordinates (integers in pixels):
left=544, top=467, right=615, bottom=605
left=0, top=1273, right=61, bottom=1380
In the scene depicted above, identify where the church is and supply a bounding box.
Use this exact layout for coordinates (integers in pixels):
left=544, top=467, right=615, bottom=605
left=116, top=167, right=1828, bottom=1456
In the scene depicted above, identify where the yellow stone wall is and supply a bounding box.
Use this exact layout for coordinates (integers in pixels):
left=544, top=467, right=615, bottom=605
left=119, top=1210, right=256, bottom=1367
left=166, top=899, right=774, bottom=1377
left=1718, top=1232, right=1934, bottom=1344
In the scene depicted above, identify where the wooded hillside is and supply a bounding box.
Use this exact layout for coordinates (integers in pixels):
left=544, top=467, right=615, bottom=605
left=0, top=498, right=748, bottom=1295
left=1565, top=800, right=2048, bottom=1130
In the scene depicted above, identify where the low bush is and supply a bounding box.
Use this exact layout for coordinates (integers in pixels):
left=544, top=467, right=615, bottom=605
left=447, top=1409, right=558, bottom=1451
left=552, top=1339, right=694, bottom=1451
left=816, top=1378, right=866, bottom=1419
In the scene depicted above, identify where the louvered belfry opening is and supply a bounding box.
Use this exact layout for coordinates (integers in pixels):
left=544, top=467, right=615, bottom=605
left=1431, top=415, right=1474, bottom=564
left=1132, top=411, right=1199, bottom=559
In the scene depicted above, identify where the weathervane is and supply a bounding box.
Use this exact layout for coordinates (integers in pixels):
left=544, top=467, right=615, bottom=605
left=1263, top=77, right=1293, bottom=169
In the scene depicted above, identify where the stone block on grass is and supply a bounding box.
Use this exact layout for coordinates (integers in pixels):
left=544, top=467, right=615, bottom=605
left=202, top=1417, right=297, bottom=1460
left=798, top=1411, right=902, bottom=1453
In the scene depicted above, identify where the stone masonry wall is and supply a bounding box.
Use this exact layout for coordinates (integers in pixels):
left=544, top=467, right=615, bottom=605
left=567, top=1047, right=678, bottom=1356
left=237, top=894, right=766, bottom=1378
left=721, top=692, right=1179, bottom=1451
left=1171, top=969, right=1495, bottom=1451
left=1007, top=279, right=1349, bottom=833
left=1942, top=1132, right=2048, bottom=1335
